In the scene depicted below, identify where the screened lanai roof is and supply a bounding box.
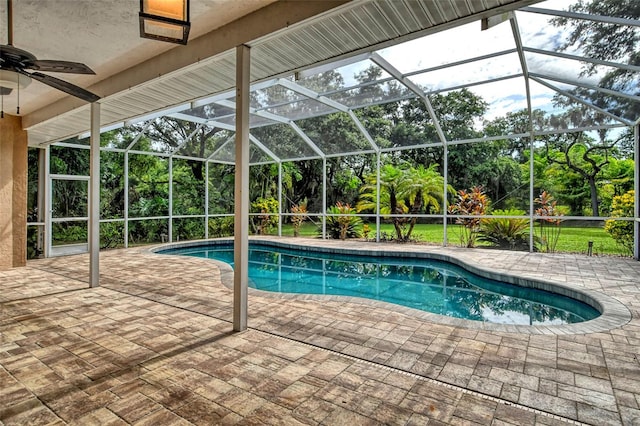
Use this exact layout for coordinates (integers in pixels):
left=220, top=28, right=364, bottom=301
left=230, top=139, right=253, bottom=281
left=33, top=0, right=640, bottom=164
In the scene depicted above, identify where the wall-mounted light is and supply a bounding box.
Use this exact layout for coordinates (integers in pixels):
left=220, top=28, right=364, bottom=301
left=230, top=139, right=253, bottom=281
left=139, top=0, right=190, bottom=45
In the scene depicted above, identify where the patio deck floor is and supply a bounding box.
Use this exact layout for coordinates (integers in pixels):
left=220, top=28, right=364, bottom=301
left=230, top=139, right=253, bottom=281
left=1, top=237, right=639, bottom=425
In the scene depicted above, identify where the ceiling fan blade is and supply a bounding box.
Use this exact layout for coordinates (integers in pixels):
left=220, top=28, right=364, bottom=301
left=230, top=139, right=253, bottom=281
left=28, top=71, right=100, bottom=103
left=0, top=87, right=13, bottom=95
left=29, top=60, right=96, bottom=75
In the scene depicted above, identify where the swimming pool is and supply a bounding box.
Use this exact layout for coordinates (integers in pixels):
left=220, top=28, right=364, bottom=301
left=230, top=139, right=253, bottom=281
left=160, top=241, right=600, bottom=326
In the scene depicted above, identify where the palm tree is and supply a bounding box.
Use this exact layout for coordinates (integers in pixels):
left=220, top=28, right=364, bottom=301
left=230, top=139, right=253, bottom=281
left=357, top=163, right=450, bottom=241
left=398, top=164, right=450, bottom=240
left=357, top=164, right=408, bottom=240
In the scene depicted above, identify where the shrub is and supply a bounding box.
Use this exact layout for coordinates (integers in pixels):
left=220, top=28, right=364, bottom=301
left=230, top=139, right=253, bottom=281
left=290, top=199, right=308, bottom=237
left=605, top=190, right=634, bottom=255
left=534, top=191, right=563, bottom=253
left=362, top=224, right=371, bottom=241
left=448, top=186, right=489, bottom=248
left=322, top=202, right=363, bottom=240
left=251, top=197, right=279, bottom=235
left=208, top=217, right=234, bottom=238
left=100, top=222, right=124, bottom=249
left=478, top=209, right=530, bottom=250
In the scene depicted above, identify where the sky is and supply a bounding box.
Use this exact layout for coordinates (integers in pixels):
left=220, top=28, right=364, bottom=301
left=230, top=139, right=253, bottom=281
left=309, top=0, right=624, bottom=129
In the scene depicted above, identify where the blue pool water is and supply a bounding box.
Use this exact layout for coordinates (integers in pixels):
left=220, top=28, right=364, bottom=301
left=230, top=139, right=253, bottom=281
left=161, top=242, right=600, bottom=325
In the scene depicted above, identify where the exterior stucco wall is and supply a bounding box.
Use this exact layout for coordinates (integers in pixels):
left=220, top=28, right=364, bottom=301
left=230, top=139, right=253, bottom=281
left=0, top=114, right=27, bottom=269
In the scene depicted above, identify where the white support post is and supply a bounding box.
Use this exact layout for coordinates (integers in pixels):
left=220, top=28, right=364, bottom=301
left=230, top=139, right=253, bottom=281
left=124, top=152, right=129, bottom=248
left=168, top=157, right=173, bottom=242
left=322, top=157, right=327, bottom=239
left=443, top=142, right=448, bottom=246
left=634, top=124, right=639, bottom=260
left=37, top=148, right=46, bottom=257
left=205, top=161, right=209, bottom=239
left=89, top=102, right=100, bottom=287
left=43, top=146, right=51, bottom=258
left=376, top=151, right=381, bottom=242
left=278, top=162, right=282, bottom=237
left=234, top=44, right=250, bottom=332
left=511, top=14, right=536, bottom=253
left=529, top=133, right=535, bottom=253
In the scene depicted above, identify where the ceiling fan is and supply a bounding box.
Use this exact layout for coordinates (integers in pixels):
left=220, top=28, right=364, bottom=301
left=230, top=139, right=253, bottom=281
left=0, top=0, right=100, bottom=107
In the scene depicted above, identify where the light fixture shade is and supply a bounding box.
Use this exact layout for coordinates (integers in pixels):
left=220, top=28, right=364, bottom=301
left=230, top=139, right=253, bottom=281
left=139, top=0, right=190, bottom=45
left=0, top=69, right=32, bottom=90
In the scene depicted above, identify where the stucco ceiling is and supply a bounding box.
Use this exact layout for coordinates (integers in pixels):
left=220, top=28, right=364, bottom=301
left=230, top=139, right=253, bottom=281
left=0, top=0, right=276, bottom=113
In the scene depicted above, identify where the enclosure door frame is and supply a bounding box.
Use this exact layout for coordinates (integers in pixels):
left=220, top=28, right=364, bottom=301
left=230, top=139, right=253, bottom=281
left=48, top=174, right=90, bottom=257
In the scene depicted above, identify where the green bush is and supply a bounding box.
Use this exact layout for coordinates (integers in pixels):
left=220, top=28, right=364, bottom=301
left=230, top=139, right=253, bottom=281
left=604, top=190, right=634, bottom=255
left=322, top=202, right=363, bottom=240
left=52, top=223, right=87, bottom=245
left=251, top=197, right=279, bottom=235
left=448, top=186, right=489, bottom=248
left=478, top=209, right=531, bottom=250
left=101, top=222, right=124, bottom=249
left=26, top=226, right=42, bottom=259
left=290, top=199, right=308, bottom=237
left=208, top=217, right=234, bottom=238
left=534, top=191, right=564, bottom=253
left=173, top=218, right=205, bottom=241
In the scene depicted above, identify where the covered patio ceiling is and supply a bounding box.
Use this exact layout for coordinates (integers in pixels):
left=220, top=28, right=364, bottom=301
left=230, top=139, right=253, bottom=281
left=18, top=0, right=548, bottom=147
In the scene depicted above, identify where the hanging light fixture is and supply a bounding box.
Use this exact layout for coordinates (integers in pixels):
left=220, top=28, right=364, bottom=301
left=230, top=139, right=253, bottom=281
left=0, top=69, right=31, bottom=117
left=0, top=69, right=32, bottom=90
left=139, top=0, right=190, bottom=45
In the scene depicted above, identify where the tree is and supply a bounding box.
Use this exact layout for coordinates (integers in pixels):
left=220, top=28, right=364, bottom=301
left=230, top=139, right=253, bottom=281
left=395, top=89, right=526, bottom=206
left=544, top=130, right=627, bottom=216
left=145, top=117, right=226, bottom=180
left=358, top=163, right=407, bottom=240
left=552, top=1, right=640, bottom=120
left=397, top=164, right=449, bottom=238
left=396, top=89, right=488, bottom=170
left=483, top=109, right=550, bottom=161
left=357, top=163, right=448, bottom=241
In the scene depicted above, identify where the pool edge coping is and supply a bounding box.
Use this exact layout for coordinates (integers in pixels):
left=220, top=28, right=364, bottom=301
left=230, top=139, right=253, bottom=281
left=148, top=237, right=632, bottom=335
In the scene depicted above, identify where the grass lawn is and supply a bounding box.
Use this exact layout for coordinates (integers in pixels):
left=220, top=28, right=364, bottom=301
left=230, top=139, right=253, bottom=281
left=277, top=221, right=631, bottom=257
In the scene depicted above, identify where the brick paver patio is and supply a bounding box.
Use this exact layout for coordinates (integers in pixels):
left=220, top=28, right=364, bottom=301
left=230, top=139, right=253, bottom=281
left=1, top=237, right=639, bottom=425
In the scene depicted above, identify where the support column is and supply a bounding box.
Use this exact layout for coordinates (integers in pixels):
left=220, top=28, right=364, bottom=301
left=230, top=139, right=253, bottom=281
left=168, top=157, right=173, bottom=242
left=634, top=124, right=639, bottom=260
left=37, top=148, right=46, bottom=257
left=234, top=44, right=250, bottom=332
left=375, top=151, right=381, bottom=242
left=0, top=114, right=27, bottom=269
left=322, top=157, right=327, bottom=239
left=278, top=162, right=282, bottom=237
left=205, top=161, right=209, bottom=239
left=44, top=146, right=51, bottom=257
left=124, top=152, right=129, bottom=248
left=89, top=103, right=100, bottom=287
left=443, top=143, right=449, bottom=247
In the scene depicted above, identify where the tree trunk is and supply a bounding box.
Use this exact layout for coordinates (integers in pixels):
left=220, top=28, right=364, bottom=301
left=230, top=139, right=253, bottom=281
left=390, top=191, right=403, bottom=240
left=589, top=178, right=599, bottom=217
left=406, top=192, right=423, bottom=240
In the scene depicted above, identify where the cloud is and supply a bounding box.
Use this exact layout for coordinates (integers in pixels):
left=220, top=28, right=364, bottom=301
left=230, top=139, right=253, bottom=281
left=309, top=1, right=622, bottom=127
